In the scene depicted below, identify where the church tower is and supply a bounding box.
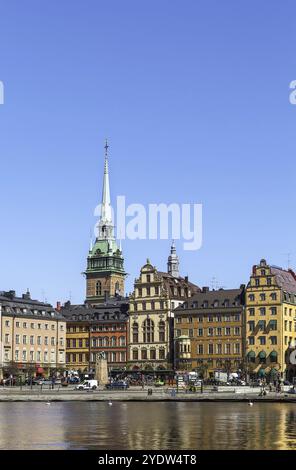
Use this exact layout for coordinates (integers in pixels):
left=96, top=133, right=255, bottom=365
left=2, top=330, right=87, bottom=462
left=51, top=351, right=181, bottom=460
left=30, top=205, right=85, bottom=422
left=167, top=241, right=180, bottom=278
left=85, top=141, right=125, bottom=305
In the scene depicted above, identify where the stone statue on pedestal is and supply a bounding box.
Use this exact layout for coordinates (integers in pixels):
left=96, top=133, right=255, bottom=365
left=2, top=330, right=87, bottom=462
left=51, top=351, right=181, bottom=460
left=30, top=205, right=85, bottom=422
left=95, top=351, right=108, bottom=385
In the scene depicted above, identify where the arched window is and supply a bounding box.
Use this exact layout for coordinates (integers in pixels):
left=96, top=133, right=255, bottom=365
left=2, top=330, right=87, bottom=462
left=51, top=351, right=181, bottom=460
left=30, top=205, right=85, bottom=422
left=92, top=338, right=97, bottom=347
left=115, top=282, right=120, bottom=294
left=96, top=281, right=102, bottom=296
left=98, top=337, right=103, bottom=347
left=143, top=319, right=154, bottom=343
left=132, top=322, right=139, bottom=343
left=159, top=321, right=165, bottom=342
left=111, top=336, right=117, bottom=347
left=119, top=336, right=126, bottom=346
left=103, top=337, right=109, bottom=347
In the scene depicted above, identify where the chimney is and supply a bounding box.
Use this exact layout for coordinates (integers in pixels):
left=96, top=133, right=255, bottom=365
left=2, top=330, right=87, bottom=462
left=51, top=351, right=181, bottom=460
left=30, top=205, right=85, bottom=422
left=22, top=289, right=31, bottom=300
left=56, top=301, right=61, bottom=311
left=202, top=287, right=209, bottom=293
left=185, top=276, right=189, bottom=283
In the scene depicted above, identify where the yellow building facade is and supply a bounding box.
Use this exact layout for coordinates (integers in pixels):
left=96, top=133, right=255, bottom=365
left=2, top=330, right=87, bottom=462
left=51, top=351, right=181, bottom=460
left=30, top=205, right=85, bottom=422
left=0, top=290, right=66, bottom=379
left=174, top=286, right=245, bottom=376
left=245, top=259, right=296, bottom=381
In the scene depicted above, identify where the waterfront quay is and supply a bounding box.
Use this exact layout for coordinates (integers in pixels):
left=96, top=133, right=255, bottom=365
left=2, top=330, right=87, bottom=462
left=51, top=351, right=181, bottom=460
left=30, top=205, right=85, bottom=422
left=0, top=385, right=296, bottom=402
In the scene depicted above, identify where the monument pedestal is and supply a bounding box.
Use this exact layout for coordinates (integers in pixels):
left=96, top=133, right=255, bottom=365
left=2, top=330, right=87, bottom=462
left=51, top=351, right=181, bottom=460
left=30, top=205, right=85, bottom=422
left=95, top=353, right=108, bottom=385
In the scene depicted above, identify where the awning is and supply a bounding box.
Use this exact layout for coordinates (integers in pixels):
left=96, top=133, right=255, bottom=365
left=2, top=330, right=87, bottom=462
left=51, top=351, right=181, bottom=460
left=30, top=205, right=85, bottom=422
left=258, top=368, right=266, bottom=377
left=270, top=350, right=278, bottom=359
left=247, top=351, right=256, bottom=358
left=37, top=367, right=44, bottom=374
left=258, top=351, right=266, bottom=359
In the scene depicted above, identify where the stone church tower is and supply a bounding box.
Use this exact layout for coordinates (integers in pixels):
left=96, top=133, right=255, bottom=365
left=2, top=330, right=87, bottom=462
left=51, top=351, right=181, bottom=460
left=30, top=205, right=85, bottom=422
left=85, top=141, right=125, bottom=305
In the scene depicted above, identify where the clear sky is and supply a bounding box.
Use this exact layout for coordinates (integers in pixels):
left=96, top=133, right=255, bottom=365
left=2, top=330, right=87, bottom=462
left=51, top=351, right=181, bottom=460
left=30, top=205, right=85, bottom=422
left=0, top=0, right=296, bottom=305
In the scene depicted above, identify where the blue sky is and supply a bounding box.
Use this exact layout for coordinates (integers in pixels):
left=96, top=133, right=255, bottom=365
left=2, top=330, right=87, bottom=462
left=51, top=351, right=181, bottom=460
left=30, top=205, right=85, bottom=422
left=0, top=1, right=296, bottom=305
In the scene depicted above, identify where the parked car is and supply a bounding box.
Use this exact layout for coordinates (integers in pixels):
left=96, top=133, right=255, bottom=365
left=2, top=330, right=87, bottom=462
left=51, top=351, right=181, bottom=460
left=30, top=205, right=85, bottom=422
left=76, top=380, right=98, bottom=391
left=69, top=376, right=80, bottom=384
left=154, top=380, right=165, bottom=387
left=105, top=381, right=129, bottom=390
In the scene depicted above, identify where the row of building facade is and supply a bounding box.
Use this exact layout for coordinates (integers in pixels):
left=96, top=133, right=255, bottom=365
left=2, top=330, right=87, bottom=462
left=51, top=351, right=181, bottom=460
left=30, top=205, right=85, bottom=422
left=1, top=143, right=295, bottom=382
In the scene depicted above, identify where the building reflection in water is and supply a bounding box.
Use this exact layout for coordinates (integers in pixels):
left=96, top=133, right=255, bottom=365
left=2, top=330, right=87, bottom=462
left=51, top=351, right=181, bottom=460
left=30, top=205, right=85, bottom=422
left=0, top=402, right=296, bottom=449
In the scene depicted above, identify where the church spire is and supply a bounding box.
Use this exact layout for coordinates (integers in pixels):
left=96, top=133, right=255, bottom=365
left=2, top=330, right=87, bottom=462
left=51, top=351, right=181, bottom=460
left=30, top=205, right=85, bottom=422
left=167, top=240, right=180, bottom=278
left=98, top=139, right=114, bottom=240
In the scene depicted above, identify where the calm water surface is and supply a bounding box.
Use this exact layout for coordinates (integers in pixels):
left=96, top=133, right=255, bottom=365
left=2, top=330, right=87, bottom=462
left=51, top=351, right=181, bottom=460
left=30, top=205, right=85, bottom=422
left=0, top=402, right=295, bottom=450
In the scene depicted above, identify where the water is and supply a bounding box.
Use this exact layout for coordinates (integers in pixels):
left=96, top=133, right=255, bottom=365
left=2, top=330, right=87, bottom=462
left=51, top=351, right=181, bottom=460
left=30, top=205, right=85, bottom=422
left=0, top=402, right=296, bottom=450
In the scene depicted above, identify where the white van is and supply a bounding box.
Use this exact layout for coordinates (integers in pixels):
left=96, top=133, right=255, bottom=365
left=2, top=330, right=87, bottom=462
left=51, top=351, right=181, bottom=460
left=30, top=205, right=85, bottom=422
left=76, top=380, right=98, bottom=391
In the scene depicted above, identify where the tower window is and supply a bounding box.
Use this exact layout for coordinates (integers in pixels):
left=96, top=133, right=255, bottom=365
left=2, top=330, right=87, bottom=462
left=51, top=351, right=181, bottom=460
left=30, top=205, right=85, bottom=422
left=96, top=281, right=102, bottom=296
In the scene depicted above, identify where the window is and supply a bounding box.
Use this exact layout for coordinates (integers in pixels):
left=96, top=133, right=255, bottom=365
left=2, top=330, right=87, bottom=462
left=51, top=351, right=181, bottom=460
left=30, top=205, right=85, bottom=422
left=217, top=327, right=222, bottom=336
left=159, top=321, right=165, bottom=342
left=259, top=307, right=266, bottom=316
left=23, top=322, right=27, bottom=329
left=30, top=351, right=34, bottom=362
left=150, top=349, right=156, bottom=360
left=15, top=350, right=19, bottom=361
left=198, top=328, right=203, bottom=336
left=271, top=293, right=277, bottom=301
left=234, top=327, right=240, bottom=335
left=198, top=344, right=203, bottom=355
left=22, top=350, right=27, bottom=362
left=16, top=335, right=20, bottom=344
left=23, top=335, right=27, bottom=345
left=96, top=281, right=102, bottom=296
left=132, top=322, right=139, bottom=343
left=159, top=349, right=165, bottom=360
left=132, top=349, right=138, bottom=360
left=225, top=327, right=231, bottom=336
left=260, top=293, right=266, bottom=301
left=217, top=343, right=222, bottom=354
left=267, top=278, right=272, bottom=286
left=248, top=336, right=255, bottom=345
left=208, top=344, right=214, bottom=354
left=146, top=274, right=151, bottom=283
left=4, top=334, right=9, bottom=344
left=248, top=294, right=255, bottom=301
left=115, top=282, right=120, bottom=294
left=30, top=336, right=34, bottom=345
left=255, top=279, right=260, bottom=286
left=143, top=319, right=154, bottom=343
left=270, top=307, right=277, bottom=316
left=225, top=343, right=231, bottom=354
left=31, top=323, right=35, bottom=329
left=259, top=336, right=266, bottom=345
left=234, top=343, right=240, bottom=354
left=249, top=321, right=255, bottom=332
left=208, top=327, right=214, bottom=336
left=5, top=320, right=9, bottom=327
left=141, top=349, right=147, bottom=360
left=270, top=336, right=277, bottom=345
left=269, top=320, right=277, bottom=331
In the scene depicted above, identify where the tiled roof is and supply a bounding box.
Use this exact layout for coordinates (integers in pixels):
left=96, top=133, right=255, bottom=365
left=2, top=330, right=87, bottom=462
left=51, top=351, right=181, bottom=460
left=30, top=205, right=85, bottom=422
left=270, top=267, right=296, bottom=294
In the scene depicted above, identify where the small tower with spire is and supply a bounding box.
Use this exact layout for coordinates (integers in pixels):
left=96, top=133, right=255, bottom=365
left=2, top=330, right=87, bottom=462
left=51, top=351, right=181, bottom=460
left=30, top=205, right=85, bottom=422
left=167, top=241, right=180, bottom=278
left=85, top=141, right=125, bottom=305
